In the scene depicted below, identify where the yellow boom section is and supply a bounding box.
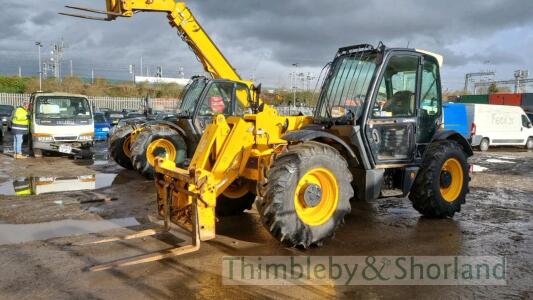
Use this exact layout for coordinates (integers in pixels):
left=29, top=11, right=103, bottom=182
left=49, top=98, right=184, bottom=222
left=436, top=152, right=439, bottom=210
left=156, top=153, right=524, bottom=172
left=62, top=0, right=254, bottom=106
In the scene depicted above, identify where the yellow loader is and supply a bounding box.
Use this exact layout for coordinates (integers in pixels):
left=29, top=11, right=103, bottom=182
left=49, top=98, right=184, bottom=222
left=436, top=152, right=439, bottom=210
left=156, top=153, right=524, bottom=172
left=64, top=3, right=472, bottom=272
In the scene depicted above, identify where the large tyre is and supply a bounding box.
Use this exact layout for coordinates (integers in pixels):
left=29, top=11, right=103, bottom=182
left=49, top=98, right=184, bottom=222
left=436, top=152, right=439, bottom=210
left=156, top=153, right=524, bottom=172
left=109, top=125, right=135, bottom=169
left=216, top=180, right=256, bottom=216
left=131, top=125, right=187, bottom=179
left=257, top=141, right=353, bottom=248
left=409, top=140, right=469, bottom=218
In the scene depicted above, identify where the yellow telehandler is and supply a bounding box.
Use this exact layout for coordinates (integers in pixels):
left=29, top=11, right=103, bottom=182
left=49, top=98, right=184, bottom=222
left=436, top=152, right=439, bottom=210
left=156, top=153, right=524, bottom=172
left=64, top=4, right=472, bottom=272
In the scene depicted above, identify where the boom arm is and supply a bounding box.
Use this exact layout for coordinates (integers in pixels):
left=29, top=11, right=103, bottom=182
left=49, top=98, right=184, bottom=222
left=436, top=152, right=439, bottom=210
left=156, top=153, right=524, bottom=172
left=61, top=1, right=241, bottom=82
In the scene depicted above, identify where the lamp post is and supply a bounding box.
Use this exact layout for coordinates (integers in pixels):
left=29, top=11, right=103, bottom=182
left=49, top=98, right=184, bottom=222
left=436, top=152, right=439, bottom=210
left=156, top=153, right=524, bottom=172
left=35, top=42, right=43, bottom=91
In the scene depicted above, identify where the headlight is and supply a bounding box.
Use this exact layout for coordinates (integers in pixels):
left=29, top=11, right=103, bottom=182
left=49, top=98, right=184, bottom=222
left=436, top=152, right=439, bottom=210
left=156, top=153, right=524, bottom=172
left=1, top=117, right=6, bottom=122
left=79, top=134, right=94, bottom=141
left=102, top=127, right=109, bottom=132
left=36, top=136, right=54, bottom=142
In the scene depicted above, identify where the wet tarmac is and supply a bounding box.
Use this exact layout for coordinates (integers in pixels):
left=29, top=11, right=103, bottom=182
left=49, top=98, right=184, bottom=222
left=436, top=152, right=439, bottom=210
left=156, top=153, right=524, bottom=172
left=0, top=131, right=531, bottom=299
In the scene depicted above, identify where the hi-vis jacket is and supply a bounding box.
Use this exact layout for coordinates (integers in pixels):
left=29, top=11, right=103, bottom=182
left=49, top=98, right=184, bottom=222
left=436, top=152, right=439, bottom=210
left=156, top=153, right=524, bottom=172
left=11, top=106, right=29, bottom=133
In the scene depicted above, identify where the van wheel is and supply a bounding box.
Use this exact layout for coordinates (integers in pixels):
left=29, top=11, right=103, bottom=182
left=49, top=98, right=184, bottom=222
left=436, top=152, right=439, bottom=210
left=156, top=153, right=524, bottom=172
left=479, top=138, right=489, bottom=152
left=526, top=138, right=533, bottom=150
left=33, top=148, right=42, bottom=158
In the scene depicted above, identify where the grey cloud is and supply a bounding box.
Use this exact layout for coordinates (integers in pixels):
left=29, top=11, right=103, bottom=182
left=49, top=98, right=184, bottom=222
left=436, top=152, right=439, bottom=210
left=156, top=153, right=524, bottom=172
left=0, top=0, right=532, bottom=88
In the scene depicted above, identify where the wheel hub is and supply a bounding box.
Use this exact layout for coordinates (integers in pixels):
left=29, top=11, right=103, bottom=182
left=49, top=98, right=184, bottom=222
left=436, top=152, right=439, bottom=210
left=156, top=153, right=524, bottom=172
left=440, top=171, right=452, bottom=188
left=152, top=147, right=167, bottom=158
left=303, top=184, right=322, bottom=207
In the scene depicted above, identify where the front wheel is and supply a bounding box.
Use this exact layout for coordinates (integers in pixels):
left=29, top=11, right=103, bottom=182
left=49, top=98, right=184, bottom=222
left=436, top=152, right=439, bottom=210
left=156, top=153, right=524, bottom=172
left=257, top=142, right=353, bottom=248
left=409, top=140, right=470, bottom=218
left=525, top=137, right=533, bottom=150
left=109, top=125, right=136, bottom=169
left=479, top=138, right=489, bottom=152
left=131, top=125, right=187, bottom=179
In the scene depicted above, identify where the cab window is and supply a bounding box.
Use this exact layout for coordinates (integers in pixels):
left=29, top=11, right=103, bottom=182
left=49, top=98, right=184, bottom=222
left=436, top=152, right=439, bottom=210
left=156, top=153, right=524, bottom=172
left=199, top=82, right=234, bottom=116
left=522, top=115, right=532, bottom=128
left=372, top=55, right=418, bottom=118
left=420, top=59, right=440, bottom=116
left=234, top=84, right=251, bottom=115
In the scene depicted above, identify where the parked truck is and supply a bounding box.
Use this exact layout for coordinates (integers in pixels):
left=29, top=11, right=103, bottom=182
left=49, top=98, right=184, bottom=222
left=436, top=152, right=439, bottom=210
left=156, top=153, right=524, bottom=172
left=29, top=92, right=94, bottom=158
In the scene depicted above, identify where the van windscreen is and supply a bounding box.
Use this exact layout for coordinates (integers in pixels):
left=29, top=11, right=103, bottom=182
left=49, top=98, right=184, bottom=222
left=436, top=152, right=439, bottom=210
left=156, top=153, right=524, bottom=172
left=36, top=96, right=91, bottom=119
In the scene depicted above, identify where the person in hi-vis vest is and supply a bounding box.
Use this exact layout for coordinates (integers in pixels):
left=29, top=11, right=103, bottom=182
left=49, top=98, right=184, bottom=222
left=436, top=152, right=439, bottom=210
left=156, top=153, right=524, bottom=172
left=11, top=101, right=30, bottom=159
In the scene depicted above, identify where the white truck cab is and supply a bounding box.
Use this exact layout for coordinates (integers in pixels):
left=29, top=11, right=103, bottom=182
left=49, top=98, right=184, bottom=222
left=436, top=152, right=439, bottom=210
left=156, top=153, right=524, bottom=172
left=29, top=92, right=94, bottom=157
left=467, top=104, right=533, bottom=151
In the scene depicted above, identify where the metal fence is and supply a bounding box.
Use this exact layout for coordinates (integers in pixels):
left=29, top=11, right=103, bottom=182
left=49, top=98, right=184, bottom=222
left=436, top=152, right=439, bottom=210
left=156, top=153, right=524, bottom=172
left=276, top=106, right=315, bottom=116
left=0, top=93, right=314, bottom=115
left=0, top=93, right=147, bottom=111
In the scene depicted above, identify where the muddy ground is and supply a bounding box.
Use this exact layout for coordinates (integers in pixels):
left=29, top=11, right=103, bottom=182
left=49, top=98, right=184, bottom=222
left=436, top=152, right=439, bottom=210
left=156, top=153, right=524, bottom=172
left=0, top=132, right=531, bottom=299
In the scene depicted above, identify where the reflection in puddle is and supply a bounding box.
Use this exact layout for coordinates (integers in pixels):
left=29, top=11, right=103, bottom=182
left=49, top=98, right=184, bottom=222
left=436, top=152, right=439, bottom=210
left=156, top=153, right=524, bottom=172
left=0, top=174, right=118, bottom=196
left=471, top=165, right=489, bottom=172
left=0, top=217, right=139, bottom=245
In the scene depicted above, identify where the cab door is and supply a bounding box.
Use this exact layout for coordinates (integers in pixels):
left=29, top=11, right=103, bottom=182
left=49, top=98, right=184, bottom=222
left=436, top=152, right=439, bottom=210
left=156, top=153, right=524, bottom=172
left=365, top=53, right=420, bottom=165
left=416, top=56, right=442, bottom=147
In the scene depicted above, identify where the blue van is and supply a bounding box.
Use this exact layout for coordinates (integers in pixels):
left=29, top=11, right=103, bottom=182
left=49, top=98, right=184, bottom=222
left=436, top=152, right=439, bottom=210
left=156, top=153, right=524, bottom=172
left=443, top=103, right=470, bottom=140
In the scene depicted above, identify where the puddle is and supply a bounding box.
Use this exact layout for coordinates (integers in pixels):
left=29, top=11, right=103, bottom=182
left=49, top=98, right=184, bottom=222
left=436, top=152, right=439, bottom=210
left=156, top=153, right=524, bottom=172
left=486, top=159, right=515, bottom=164
left=0, top=217, right=139, bottom=245
left=92, top=151, right=110, bottom=165
left=471, top=165, right=489, bottom=172
left=0, top=173, right=118, bottom=196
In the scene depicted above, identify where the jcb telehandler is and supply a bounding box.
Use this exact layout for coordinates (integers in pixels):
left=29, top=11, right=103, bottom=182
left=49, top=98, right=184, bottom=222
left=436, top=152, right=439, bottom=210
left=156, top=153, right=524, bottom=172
left=62, top=1, right=262, bottom=183
left=77, top=43, right=472, bottom=271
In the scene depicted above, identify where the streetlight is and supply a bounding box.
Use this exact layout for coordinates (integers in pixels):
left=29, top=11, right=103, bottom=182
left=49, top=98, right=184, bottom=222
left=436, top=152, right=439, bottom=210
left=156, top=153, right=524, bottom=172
left=292, top=63, right=298, bottom=108
left=35, top=42, right=43, bottom=91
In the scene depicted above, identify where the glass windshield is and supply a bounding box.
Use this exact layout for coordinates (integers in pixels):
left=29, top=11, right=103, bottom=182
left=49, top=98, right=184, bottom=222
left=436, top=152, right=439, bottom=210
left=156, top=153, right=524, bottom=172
left=94, top=114, right=107, bottom=123
left=179, top=79, right=207, bottom=116
left=316, top=52, right=377, bottom=120
left=36, top=96, right=92, bottom=119
left=0, top=105, right=13, bottom=114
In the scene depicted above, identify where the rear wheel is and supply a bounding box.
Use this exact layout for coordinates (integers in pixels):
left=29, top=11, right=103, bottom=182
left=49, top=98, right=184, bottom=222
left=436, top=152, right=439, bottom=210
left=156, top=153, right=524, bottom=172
left=409, top=140, right=469, bottom=218
left=257, top=142, right=353, bottom=248
left=216, top=180, right=256, bottom=216
left=131, top=125, right=187, bottom=179
left=479, top=138, right=489, bottom=152
left=109, top=125, right=135, bottom=169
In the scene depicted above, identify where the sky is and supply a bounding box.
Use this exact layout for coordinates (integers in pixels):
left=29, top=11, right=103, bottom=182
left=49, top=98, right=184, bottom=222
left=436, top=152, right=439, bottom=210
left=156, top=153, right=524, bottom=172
left=1, top=0, right=532, bottom=91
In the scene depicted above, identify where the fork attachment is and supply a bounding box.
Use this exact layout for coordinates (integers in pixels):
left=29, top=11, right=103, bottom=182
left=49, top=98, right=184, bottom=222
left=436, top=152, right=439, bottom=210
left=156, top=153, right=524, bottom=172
left=76, top=182, right=204, bottom=272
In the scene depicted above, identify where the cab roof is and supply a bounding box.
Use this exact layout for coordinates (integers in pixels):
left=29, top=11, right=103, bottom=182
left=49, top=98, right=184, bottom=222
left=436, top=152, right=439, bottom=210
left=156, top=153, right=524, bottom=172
left=32, top=92, right=89, bottom=98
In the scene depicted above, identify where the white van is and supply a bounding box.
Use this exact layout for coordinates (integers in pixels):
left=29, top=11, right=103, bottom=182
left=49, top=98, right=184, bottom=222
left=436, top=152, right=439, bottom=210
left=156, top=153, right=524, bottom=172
left=29, top=92, right=94, bottom=157
left=466, top=104, right=533, bottom=151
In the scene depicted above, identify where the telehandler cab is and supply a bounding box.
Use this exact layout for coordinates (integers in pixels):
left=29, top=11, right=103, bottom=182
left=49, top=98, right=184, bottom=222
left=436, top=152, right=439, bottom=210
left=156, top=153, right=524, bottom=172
left=109, top=76, right=260, bottom=215
left=77, top=44, right=472, bottom=271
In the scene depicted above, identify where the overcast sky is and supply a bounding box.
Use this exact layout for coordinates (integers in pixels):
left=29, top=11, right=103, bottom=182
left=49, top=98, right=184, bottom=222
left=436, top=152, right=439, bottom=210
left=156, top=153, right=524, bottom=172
left=1, top=0, right=532, bottom=90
